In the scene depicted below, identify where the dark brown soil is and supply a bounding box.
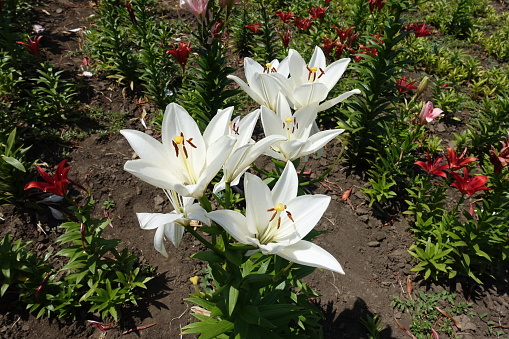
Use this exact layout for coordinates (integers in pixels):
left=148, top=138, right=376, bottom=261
left=1, top=1, right=509, bottom=338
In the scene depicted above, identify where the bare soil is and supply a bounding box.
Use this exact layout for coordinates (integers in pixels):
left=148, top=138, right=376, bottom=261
left=1, top=1, right=508, bottom=338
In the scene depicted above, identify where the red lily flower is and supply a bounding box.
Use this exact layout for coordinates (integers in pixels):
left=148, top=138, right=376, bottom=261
left=245, top=22, right=262, bottom=33
left=307, top=6, right=328, bottom=20
left=366, top=0, right=385, bottom=12
left=16, top=36, right=42, bottom=57
left=322, top=36, right=337, bottom=56
left=396, top=76, right=418, bottom=94
left=335, top=43, right=347, bottom=59
left=167, top=41, right=191, bottom=70
left=406, top=23, right=432, bottom=38
left=333, top=25, right=357, bottom=44
left=445, top=147, right=478, bottom=172
left=24, top=160, right=82, bottom=196
left=489, top=133, right=509, bottom=175
left=276, top=10, right=294, bottom=24
left=279, top=30, right=291, bottom=48
left=356, top=44, right=378, bottom=59
left=293, top=16, right=313, bottom=31
left=450, top=168, right=490, bottom=196
left=414, top=153, right=448, bottom=178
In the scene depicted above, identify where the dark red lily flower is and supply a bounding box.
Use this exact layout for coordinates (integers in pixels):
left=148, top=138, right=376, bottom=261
left=333, top=25, right=357, bottom=44
left=279, top=30, right=291, bottom=48
left=167, top=41, right=191, bottom=70
left=356, top=44, right=378, bottom=59
left=245, top=22, right=262, bottom=33
left=414, top=153, right=448, bottom=178
left=276, top=10, right=294, bottom=23
left=335, top=43, right=347, bottom=59
left=406, top=23, right=432, bottom=38
left=366, top=0, right=385, bottom=12
left=16, top=36, right=42, bottom=57
left=24, top=160, right=82, bottom=197
left=451, top=168, right=490, bottom=196
left=396, top=76, right=418, bottom=94
left=293, top=16, right=313, bottom=31
left=307, top=6, right=328, bottom=20
left=489, top=133, right=509, bottom=175
left=445, top=147, right=478, bottom=172
left=124, top=2, right=137, bottom=26
left=322, top=36, right=337, bottom=56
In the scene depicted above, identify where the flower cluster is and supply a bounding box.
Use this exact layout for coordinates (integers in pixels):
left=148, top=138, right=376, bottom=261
left=121, top=46, right=350, bottom=274
left=415, top=147, right=490, bottom=196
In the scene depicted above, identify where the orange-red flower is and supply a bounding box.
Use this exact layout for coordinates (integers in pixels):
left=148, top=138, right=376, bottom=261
left=167, top=41, right=191, bottom=69
left=414, top=153, right=448, bottom=178
left=396, top=76, right=418, bottom=94
left=24, top=160, right=82, bottom=196
left=450, top=168, right=490, bottom=196
left=489, top=133, right=509, bottom=175
left=276, top=10, right=294, bottom=23
left=17, top=36, right=42, bottom=57
left=445, top=147, right=478, bottom=171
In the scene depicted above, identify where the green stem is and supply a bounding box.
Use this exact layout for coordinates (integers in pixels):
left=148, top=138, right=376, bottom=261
left=198, top=195, right=212, bottom=213
left=272, top=260, right=293, bottom=282
left=185, top=225, right=224, bottom=258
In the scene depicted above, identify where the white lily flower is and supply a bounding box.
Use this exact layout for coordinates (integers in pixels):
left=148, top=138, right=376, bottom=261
left=213, top=110, right=286, bottom=193
left=260, top=94, right=344, bottom=162
left=137, top=190, right=210, bottom=257
left=272, top=46, right=360, bottom=111
left=207, top=162, right=344, bottom=274
left=121, top=103, right=236, bottom=198
left=227, top=57, right=290, bottom=110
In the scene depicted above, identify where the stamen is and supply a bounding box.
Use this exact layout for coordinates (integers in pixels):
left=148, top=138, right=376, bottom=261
left=286, top=211, right=294, bottom=222
left=172, top=140, right=179, bottom=157
left=318, top=68, right=325, bottom=79
left=183, top=145, right=189, bottom=158
left=277, top=217, right=281, bottom=229
left=285, top=117, right=293, bottom=123
left=269, top=211, right=277, bottom=222
left=187, top=138, right=197, bottom=148
left=274, top=203, right=285, bottom=211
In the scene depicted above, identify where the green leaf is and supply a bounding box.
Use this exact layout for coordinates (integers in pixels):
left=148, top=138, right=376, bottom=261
left=182, top=319, right=234, bottom=339
left=2, top=156, right=26, bottom=171
left=227, top=285, right=239, bottom=316
left=191, top=250, right=224, bottom=263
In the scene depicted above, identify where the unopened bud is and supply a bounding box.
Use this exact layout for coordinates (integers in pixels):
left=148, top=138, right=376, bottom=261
left=416, top=76, right=429, bottom=97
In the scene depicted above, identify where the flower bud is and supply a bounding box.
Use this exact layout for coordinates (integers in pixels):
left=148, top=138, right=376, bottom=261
left=416, top=76, right=429, bottom=97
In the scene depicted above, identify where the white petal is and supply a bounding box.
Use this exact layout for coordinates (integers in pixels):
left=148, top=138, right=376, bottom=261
left=271, top=161, right=298, bottom=204
left=120, top=129, right=168, bottom=164
left=299, top=129, right=343, bottom=157
left=137, top=212, right=181, bottom=230
left=285, top=195, right=330, bottom=240
left=293, top=83, right=328, bottom=109
left=320, top=58, right=350, bottom=90
left=249, top=73, right=281, bottom=110
left=289, top=49, right=307, bottom=87
left=292, top=104, right=319, bottom=139
left=244, top=173, right=273, bottom=236
left=153, top=223, right=169, bottom=257
left=318, top=89, right=361, bottom=112
left=163, top=103, right=206, bottom=174
left=278, top=240, right=344, bottom=274
left=203, top=106, right=234, bottom=148
left=244, top=57, right=264, bottom=84
left=277, top=140, right=305, bottom=161
left=207, top=210, right=251, bottom=243
left=261, top=106, right=285, bottom=137
left=124, top=160, right=181, bottom=190
left=235, top=109, right=260, bottom=147
left=309, top=46, right=327, bottom=70
left=275, top=92, right=292, bottom=121
left=227, top=75, right=266, bottom=107
left=164, top=222, right=185, bottom=248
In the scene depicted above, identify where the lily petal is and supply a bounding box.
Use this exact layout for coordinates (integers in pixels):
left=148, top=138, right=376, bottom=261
left=278, top=240, right=344, bottom=274
left=207, top=210, right=252, bottom=243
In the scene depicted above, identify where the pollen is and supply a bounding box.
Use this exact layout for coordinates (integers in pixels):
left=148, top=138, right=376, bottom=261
left=274, top=203, right=285, bottom=211
left=173, top=135, right=184, bottom=144
left=285, top=117, right=293, bottom=123
left=310, top=66, right=318, bottom=72
left=266, top=62, right=272, bottom=68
